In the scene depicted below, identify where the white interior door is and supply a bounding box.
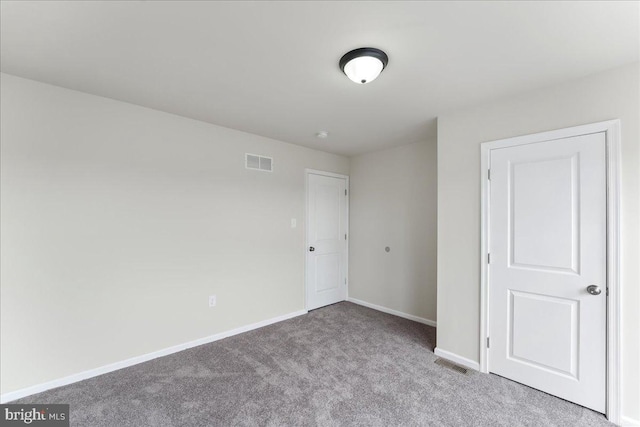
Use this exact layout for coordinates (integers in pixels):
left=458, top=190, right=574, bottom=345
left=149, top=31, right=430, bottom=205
left=488, top=132, right=606, bottom=413
left=306, top=172, right=348, bottom=311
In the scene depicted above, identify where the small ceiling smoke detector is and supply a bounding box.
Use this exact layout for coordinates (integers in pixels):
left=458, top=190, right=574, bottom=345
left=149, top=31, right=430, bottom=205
left=316, top=131, right=329, bottom=139
left=339, top=47, right=389, bottom=84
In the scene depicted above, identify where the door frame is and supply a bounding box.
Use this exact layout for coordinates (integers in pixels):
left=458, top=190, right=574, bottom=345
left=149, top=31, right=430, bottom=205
left=479, top=120, right=621, bottom=423
left=304, top=169, right=350, bottom=311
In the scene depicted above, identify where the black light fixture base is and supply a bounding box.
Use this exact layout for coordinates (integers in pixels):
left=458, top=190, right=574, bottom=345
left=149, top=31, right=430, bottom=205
left=339, top=47, right=389, bottom=75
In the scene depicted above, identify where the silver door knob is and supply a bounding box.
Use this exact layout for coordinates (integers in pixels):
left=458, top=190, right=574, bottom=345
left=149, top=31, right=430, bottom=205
left=586, top=285, right=601, bottom=295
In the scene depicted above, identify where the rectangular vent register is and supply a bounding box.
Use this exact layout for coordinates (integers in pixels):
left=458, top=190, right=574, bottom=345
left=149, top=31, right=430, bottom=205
left=245, top=153, right=273, bottom=172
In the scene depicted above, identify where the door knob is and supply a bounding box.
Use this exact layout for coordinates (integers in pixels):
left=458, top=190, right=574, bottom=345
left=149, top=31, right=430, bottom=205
left=586, top=285, right=601, bottom=295
left=309, top=246, right=315, bottom=252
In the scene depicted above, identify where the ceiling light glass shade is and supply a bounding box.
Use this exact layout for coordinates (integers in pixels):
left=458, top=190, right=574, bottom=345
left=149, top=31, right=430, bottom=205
left=343, top=56, right=383, bottom=84
left=339, top=47, right=389, bottom=84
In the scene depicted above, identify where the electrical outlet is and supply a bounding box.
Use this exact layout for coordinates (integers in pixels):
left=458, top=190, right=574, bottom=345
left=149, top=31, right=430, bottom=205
left=291, top=218, right=297, bottom=228
left=208, top=295, right=217, bottom=307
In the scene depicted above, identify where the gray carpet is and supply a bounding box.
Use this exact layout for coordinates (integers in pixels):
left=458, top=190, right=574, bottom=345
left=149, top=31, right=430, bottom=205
left=14, top=302, right=611, bottom=426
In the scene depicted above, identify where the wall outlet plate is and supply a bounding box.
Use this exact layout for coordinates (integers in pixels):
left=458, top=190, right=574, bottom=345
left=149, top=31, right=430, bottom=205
left=208, top=295, right=216, bottom=307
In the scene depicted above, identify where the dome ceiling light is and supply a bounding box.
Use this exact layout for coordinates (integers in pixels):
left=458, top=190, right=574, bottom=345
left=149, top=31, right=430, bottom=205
left=339, top=47, right=389, bottom=84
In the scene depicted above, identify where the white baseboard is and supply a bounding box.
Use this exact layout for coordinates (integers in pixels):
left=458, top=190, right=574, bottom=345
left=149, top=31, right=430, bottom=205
left=0, top=309, right=307, bottom=403
left=621, top=416, right=640, bottom=426
left=346, top=297, right=437, bottom=327
left=434, top=347, right=480, bottom=371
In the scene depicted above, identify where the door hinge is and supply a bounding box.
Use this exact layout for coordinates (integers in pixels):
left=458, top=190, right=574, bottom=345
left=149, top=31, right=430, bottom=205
left=345, top=234, right=347, bottom=240
left=606, top=287, right=609, bottom=296
left=345, top=189, right=348, bottom=196
left=344, top=278, right=347, bottom=284
left=487, top=337, right=490, bottom=348
left=488, top=169, right=491, bottom=180
left=487, top=253, right=491, bottom=264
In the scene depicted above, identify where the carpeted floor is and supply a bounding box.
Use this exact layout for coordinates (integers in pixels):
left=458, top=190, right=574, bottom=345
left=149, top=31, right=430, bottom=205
left=14, top=302, right=611, bottom=426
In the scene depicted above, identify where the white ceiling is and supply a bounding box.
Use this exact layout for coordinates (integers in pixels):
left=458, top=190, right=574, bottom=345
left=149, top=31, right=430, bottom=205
left=1, top=1, right=638, bottom=156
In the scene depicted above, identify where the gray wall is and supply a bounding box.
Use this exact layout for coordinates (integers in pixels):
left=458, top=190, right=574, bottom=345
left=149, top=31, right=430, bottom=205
left=0, top=73, right=349, bottom=395
left=349, top=140, right=437, bottom=323
left=436, top=63, right=639, bottom=422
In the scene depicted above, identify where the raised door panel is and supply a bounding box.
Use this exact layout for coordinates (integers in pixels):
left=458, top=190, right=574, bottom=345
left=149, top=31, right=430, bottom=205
left=510, top=155, right=579, bottom=274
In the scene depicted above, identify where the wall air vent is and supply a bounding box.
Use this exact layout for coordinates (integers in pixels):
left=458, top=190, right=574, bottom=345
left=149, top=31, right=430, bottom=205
left=245, top=153, right=273, bottom=172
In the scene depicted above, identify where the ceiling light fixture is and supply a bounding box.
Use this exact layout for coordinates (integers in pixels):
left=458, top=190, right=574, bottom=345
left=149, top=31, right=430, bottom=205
left=316, top=131, right=329, bottom=139
left=339, top=47, right=389, bottom=84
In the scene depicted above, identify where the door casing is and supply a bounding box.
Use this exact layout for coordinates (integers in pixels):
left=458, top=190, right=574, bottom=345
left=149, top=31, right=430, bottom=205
left=480, top=120, right=621, bottom=424
left=304, top=169, right=349, bottom=311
